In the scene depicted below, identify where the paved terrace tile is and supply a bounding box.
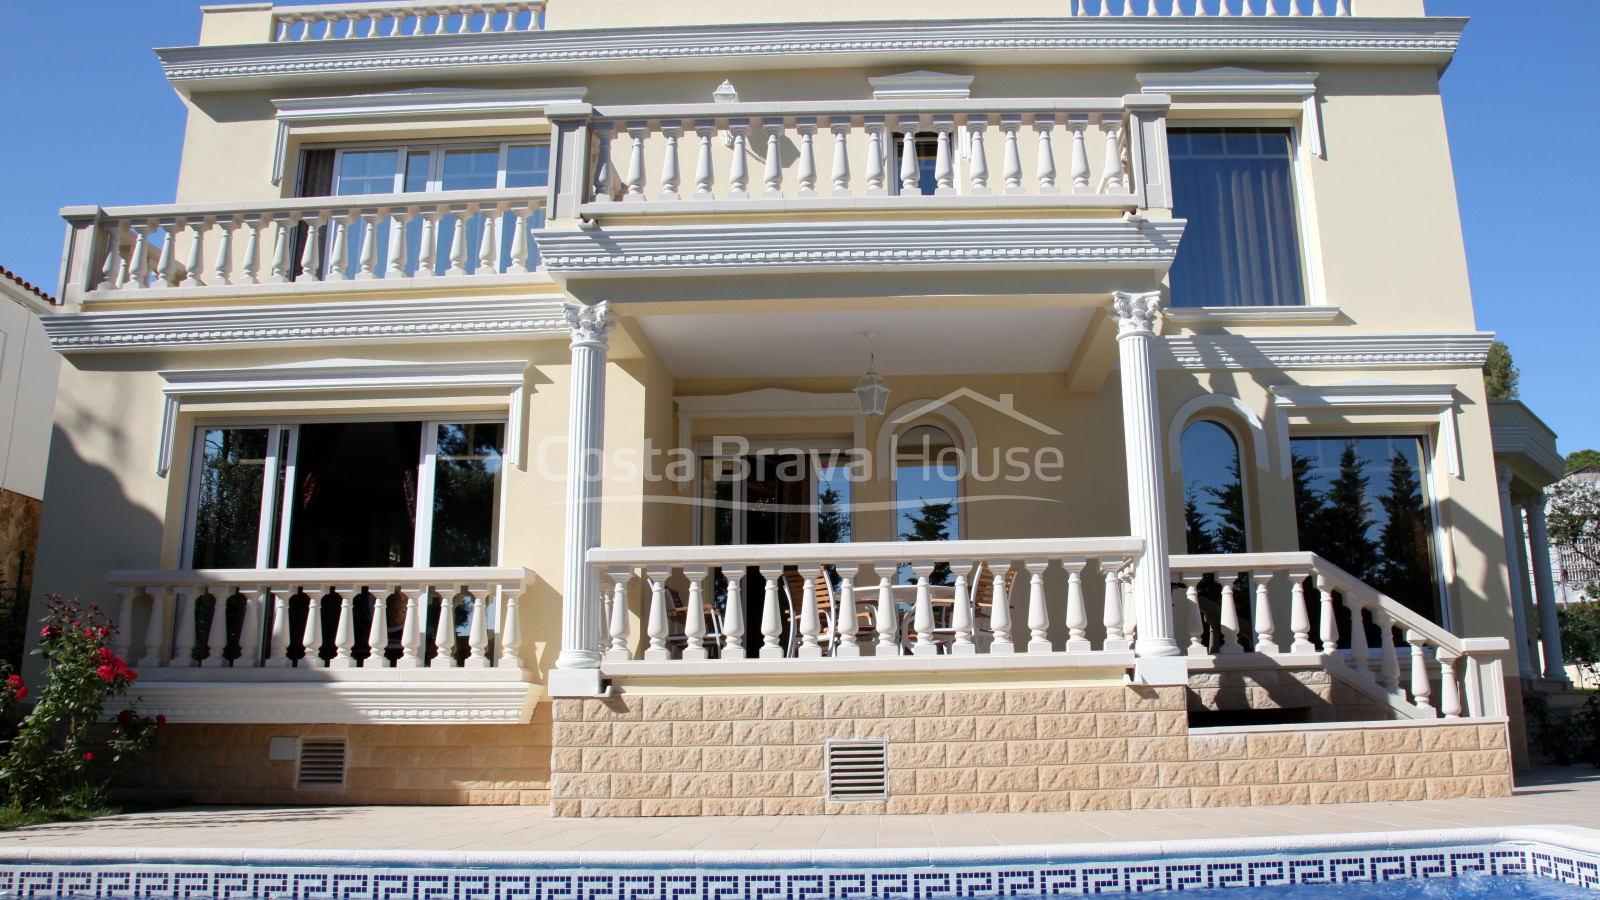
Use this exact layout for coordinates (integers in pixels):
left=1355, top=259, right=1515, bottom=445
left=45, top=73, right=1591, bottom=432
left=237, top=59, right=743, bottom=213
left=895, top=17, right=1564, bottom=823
left=2, top=767, right=1597, bottom=852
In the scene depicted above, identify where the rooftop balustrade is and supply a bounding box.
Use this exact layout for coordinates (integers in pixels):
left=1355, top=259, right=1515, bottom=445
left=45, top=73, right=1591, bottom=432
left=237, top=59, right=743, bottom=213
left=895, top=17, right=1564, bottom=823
left=271, top=1, right=545, bottom=42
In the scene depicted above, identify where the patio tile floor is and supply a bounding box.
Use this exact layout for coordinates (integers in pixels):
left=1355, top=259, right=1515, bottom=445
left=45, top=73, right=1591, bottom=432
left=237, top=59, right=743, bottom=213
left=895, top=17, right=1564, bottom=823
left=1, top=767, right=1596, bottom=852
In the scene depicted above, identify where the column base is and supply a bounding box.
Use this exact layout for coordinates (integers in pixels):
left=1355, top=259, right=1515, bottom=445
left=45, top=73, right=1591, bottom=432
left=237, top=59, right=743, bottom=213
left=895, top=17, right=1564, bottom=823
left=1132, top=656, right=1189, bottom=686
left=547, top=668, right=606, bottom=698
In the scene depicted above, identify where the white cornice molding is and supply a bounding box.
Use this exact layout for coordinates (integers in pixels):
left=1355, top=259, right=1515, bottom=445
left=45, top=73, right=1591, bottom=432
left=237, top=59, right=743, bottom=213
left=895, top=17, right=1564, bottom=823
left=869, top=70, right=974, bottom=100
left=1271, top=382, right=1462, bottom=478
left=1162, top=305, right=1343, bottom=326
left=111, top=678, right=541, bottom=724
left=1139, top=67, right=1323, bottom=156
left=1156, top=332, right=1494, bottom=371
left=157, top=358, right=530, bottom=477
left=271, top=86, right=587, bottom=184
left=157, top=18, right=1464, bottom=91
left=41, top=296, right=568, bottom=353
left=537, top=219, right=1185, bottom=281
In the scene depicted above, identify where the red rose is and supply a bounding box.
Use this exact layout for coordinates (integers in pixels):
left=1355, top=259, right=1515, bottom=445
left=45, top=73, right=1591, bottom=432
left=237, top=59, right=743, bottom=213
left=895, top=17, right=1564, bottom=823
left=126, top=670, right=138, bottom=681
left=96, top=648, right=113, bottom=662
left=14, top=687, right=25, bottom=700
left=155, top=714, right=166, bottom=726
left=82, top=752, right=94, bottom=761
left=6, top=675, right=20, bottom=688
left=97, top=665, right=115, bottom=681
left=117, top=710, right=133, bottom=725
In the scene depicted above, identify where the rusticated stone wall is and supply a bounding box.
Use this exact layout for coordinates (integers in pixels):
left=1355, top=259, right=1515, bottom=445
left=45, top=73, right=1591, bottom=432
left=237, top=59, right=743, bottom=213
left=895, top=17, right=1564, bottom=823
left=1187, top=667, right=1396, bottom=721
left=550, top=684, right=1512, bottom=817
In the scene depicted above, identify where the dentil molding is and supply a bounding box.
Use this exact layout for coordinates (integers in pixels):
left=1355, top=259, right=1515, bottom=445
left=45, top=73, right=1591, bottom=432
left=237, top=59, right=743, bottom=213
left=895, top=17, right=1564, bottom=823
left=1156, top=332, right=1494, bottom=371
left=536, top=219, right=1185, bottom=281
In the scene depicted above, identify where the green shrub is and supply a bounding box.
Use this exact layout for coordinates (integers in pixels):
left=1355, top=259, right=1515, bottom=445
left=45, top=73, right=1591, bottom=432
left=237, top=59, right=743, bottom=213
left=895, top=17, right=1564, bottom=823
left=1524, top=690, right=1600, bottom=767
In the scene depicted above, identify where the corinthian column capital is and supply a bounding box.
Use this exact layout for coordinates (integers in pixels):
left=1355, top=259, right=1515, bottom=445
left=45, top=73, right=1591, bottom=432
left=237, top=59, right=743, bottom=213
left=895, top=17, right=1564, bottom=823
left=1110, top=290, right=1164, bottom=337
left=563, top=300, right=617, bottom=348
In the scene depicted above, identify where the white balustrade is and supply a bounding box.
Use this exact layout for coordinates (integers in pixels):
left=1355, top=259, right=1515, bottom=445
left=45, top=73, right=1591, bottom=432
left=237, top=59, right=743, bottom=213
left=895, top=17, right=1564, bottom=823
left=271, top=1, right=545, bottom=41
left=1064, top=0, right=1346, bottom=12
left=105, top=568, right=530, bottom=672
left=84, top=187, right=547, bottom=293
left=1173, top=552, right=1511, bottom=721
left=587, top=537, right=1144, bottom=663
left=586, top=105, right=1142, bottom=208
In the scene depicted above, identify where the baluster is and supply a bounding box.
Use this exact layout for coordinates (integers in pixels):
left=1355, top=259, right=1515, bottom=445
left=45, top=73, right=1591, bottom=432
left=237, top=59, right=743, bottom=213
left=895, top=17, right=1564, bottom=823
left=1017, top=558, right=1048, bottom=653
left=112, top=589, right=138, bottom=660
left=1171, top=0, right=1185, bottom=15
left=1064, top=561, right=1091, bottom=652
left=1147, top=0, right=1160, bottom=12
left=465, top=588, right=491, bottom=667
left=798, top=563, right=823, bottom=658
left=1335, top=0, right=1349, bottom=14
left=330, top=585, right=357, bottom=667
left=1464, top=653, right=1484, bottom=718
left=499, top=585, right=525, bottom=668
left=1376, top=611, right=1400, bottom=690
left=354, top=212, right=380, bottom=279
left=1121, top=573, right=1137, bottom=641
left=1099, top=0, right=1113, bottom=14
left=326, top=215, right=351, bottom=279
left=1218, top=573, right=1242, bottom=653
left=127, top=224, right=152, bottom=289
left=180, top=219, right=206, bottom=287
left=298, top=216, right=323, bottom=282
left=864, top=117, right=886, bottom=196
left=156, top=220, right=181, bottom=287
left=415, top=210, right=438, bottom=278
left=387, top=210, right=412, bottom=277
left=795, top=118, right=818, bottom=197
left=910, top=563, right=936, bottom=656
left=1102, top=563, right=1128, bottom=651
left=1265, top=0, right=1279, bottom=12
left=397, top=585, right=425, bottom=668
left=758, top=565, right=783, bottom=658
left=263, top=586, right=293, bottom=667
left=624, top=122, right=648, bottom=198
left=1240, top=0, right=1254, bottom=13
left=1317, top=574, right=1339, bottom=652
left=208, top=217, right=235, bottom=286
left=932, top=116, right=954, bottom=195
left=1288, top=569, right=1314, bottom=653
left=1406, top=631, right=1433, bottom=712
left=456, top=5, right=471, bottom=32
left=829, top=117, right=851, bottom=197
left=606, top=568, right=634, bottom=660
left=875, top=563, right=899, bottom=655
left=1439, top=651, right=1462, bottom=718
left=1250, top=569, right=1279, bottom=653
left=899, top=118, right=920, bottom=194
left=592, top=123, right=615, bottom=201
left=237, top=216, right=262, bottom=284
left=505, top=207, right=530, bottom=274
left=1180, top=573, right=1206, bottom=656
left=659, top=121, right=683, bottom=200
left=170, top=589, right=198, bottom=666
left=137, top=590, right=170, bottom=667
left=728, top=119, right=751, bottom=198
left=721, top=566, right=745, bottom=659
left=1035, top=115, right=1058, bottom=193
left=966, top=116, right=990, bottom=195
left=1098, top=114, right=1127, bottom=193
left=682, top=566, right=709, bottom=660
left=1195, top=0, right=1209, bottom=14
left=234, top=588, right=263, bottom=667
left=644, top=568, right=671, bottom=660
left=836, top=563, right=861, bottom=657
left=950, top=560, right=974, bottom=655
left=762, top=119, right=784, bottom=197
left=1219, top=0, right=1232, bottom=13
left=444, top=210, right=470, bottom=276
left=476, top=205, right=499, bottom=274
left=1310, top=0, right=1324, bottom=13
left=1073, top=0, right=1086, bottom=13
left=201, top=589, right=229, bottom=668
left=266, top=218, right=292, bottom=283
left=1288, top=0, right=1303, bottom=14
left=686, top=121, right=714, bottom=198
left=365, top=590, right=389, bottom=667
left=989, top=563, right=1014, bottom=654
left=1346, top=596, right=1374, bottom=679
left=1000, top=114, right=1024, bottom=194
left=428, top=589, right=453, bottom=666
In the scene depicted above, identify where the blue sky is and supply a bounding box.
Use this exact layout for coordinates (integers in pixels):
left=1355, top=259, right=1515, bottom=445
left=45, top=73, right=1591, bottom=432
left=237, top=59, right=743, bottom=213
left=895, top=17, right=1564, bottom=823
left=0, top=1, right=1594, bottom=451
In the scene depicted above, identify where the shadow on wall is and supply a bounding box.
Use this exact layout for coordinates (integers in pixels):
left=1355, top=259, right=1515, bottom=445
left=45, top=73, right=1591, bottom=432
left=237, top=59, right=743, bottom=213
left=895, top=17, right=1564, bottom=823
left=24, top=425, right=164, bottom=683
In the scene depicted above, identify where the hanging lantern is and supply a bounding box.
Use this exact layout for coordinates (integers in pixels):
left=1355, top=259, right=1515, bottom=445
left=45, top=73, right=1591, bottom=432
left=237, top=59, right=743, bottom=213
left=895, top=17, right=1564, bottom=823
left=854, top=331, right=891, bottom=418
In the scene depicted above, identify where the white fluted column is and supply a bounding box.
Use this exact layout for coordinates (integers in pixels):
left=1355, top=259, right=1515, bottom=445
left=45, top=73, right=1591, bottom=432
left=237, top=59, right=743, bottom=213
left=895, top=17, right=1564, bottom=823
left=1497, top=465, right=1537, bottom=679
left=551, top=301, right=617, bottom=696
left=1110, top=291, right=1179, bottom=658
left=1525, top=493, right=1568, bottom=684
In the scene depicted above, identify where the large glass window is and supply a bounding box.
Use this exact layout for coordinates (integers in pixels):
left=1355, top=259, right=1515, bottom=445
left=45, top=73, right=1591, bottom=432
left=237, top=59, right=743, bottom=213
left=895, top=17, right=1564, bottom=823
left=185, top=419, right=504, bottom=569
left=1180, top=421, right=1247, bottom=554
left=1168, top=127, right=1306, bottom=308
left=1291, top=436, right=1440, bottom=622
left=896, top=423, right=960, bottom=584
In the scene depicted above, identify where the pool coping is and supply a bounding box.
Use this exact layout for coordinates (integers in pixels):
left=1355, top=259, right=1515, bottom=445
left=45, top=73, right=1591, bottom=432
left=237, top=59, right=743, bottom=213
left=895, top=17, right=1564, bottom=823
left=3, top=824, right=1598, bottom=870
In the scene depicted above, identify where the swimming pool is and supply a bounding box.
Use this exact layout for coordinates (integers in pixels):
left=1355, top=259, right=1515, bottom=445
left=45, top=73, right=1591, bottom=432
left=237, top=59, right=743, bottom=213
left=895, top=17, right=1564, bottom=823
left=1, top=826, right=1596, bottom=897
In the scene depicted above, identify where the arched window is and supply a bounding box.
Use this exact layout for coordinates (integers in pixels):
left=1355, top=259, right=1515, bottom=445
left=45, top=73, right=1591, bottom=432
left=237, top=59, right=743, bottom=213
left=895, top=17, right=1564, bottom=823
left=895, top=422, right=960, bottom=583
left=1180, top=420, right=1247, bottom=554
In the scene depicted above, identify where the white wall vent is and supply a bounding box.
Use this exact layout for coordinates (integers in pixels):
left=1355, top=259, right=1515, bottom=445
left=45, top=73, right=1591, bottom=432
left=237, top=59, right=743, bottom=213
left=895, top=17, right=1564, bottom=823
left=296, top=739, right=348, bottom=789
left=826, top=739, right=888, bottom=801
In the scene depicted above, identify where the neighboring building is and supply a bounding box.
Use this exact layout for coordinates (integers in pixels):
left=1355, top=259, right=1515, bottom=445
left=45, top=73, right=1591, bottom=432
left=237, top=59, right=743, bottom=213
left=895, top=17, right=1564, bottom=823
left=34, top=0, right=1525, bottom=815
left=1551, top=466, right=1600, bottom=607
left=0, top=265, right=62, bottom=661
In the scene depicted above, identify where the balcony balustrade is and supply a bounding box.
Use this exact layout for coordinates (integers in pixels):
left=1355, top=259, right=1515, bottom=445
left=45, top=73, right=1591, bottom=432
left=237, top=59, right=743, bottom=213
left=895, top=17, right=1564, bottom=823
left=1071, top=0, right=1349, bottom=12
left=271, top=1, right=545, bottom=42
left=106, top=567, right=532, bottom=673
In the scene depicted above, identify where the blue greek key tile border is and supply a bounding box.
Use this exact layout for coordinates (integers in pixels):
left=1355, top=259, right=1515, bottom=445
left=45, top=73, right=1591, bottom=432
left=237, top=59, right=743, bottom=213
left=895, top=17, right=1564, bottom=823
left=1, top=834, right=1597, bottom=898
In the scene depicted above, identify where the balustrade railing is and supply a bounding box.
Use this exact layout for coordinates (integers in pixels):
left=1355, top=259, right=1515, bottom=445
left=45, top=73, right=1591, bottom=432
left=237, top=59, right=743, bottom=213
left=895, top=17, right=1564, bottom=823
left=588, top=537, right=1145, bottom=663
left=587, top=101, right=1158, bottom=210
left=1171, top=552, right=1509, bottom=720
left=1068, top=0, right=1348, bottom=13
left=107, top=568, right=531, bottom=671
left=271, top=1, right=545, bottom=41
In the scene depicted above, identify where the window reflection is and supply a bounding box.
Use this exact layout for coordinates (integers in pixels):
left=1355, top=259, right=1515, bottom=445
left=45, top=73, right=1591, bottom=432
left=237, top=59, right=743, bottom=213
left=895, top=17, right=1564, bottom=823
left=191, top=428, right=270, bottom=568
left=431, top=423, right=504, bottom=567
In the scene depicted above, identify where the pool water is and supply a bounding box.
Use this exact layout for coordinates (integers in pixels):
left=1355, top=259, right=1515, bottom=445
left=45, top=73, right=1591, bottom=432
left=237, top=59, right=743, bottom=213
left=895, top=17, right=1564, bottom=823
left=1149, top=872, right=1593, bottom=898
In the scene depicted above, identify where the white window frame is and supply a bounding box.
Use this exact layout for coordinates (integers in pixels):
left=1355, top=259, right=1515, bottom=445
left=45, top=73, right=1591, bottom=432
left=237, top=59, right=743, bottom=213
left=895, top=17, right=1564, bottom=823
left=889, top=419, right=966, bottom=543
left=1177, top=416, right=1256, bottom=553
left=693, top=438, right=854, bottom=546
left=1165, top=119, right=1327, bottom=310
left=326, top=140, right=551, bottom=196
left=180, top=415, right=508, bottom=570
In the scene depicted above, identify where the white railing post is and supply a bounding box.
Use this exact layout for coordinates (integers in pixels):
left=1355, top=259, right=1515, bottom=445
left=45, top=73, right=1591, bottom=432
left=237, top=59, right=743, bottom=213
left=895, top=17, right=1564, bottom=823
left=721, top=566, right=745, bottom=659
left=1022, top=557, right=1050, bottom=653
left=326, top=215, right=351, bottom=280
left=682, top=566, right=709, bottom=660
left=1000, top=114, right=1024, bottom=194
left=297, top=216, right=323, bottom=282
left=137, top=589, right=170, bottom=668
left=966, top=116, right=990, bottom=195
left=1180, top=572, right=1206, bottom=656
left=899, top=117, right=920, bottom=194
left=1376, top=611, right=1401, bottom=691
left=836, top=563, right=862, bottom=658
left=331, top=585, right=358, bottom=668
left=659, top=120, right=683, bottom=200
left=505, top=207, right=530, bottom=274
left=1464, top=652, right=1484, bottom=718
left=797, top=565, right=823, bottom=658
left=606, top=568, right=635, bottom=661
left=1102, top=563, right=1128, bottom=652
left=1345, top=595, right=1373, bottom=679
left=170, top=589, right=198, bottom=667
left=1067, top=113, right=1092, bottom=194
left=238, top=215, right=263, bottom=284
left=1406, top=630, right=1434, bottom=714
left=762, top=119, right=785, bottom=198
left=445, top=209, right=469, bottom=276
left=465, top=586, right=491, bottom=667
left=180, top=218, right=206, bottom=287
left=758, top=565, right=784, bottom=658
left=353, top=212, right=380, bottom=280
left=989, top=562, right=1015, bottom=654
left=690, top=120, right=716, bottom=198
left=910, top=562, right=937, bottom=656
left=113, top=588, right=138, bottom=660
left=729, top=119, right=752, bottom=199
left=864, top=117, right=887, bottom=196
left=365, top=589, right=390, bottom=667
left=932, top=115, right=955, bottom=195
left=592, top=122, right=616, bottom=201
left=1251, top=569, right=1279, bottom=654
left=235, top=587, right=264, bottom=667
left=431, top=590, right=458, bottom=667
left=1065, top=560, right=1091, bottom=652
left=1439, top=650, right=1462, bottom=718
left=795, top=118, right=818, bottom=197
left=1218, top=573, right=1243, bottom=654
left=201, top=589, right=230, bottom=668
left=475, top=205, right=498, bottom=274
left=1317, top=573, right=1339, bottom=653
left=645, top=567, right=672, bottom=660
left=829, top=117, right=852, bottom=197
left=397, top=585, right=424, bottom=668
left=624, top=122, right=648, bottom=198
left=1288, top=569, right=1314, bottom=653
left=209, top=216, right=235, bottom=285
left=875, top=563, right=899, bottom=655
left=499, top=585, right=525, bottom=669
left=950, top=559, right=975, bottom=655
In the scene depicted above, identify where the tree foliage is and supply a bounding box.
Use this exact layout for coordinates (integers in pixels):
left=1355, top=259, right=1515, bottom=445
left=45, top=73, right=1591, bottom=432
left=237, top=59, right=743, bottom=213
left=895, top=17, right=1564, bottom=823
left=1483, top=340, right=1520, bottom=401
left=817, top=486, right=851, bottom=544
left=900, top=499, right=954, bottom=585
left=1566, top=449, right=1600, bottom=474
left=1546, top=477, right=1600, bottom=580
